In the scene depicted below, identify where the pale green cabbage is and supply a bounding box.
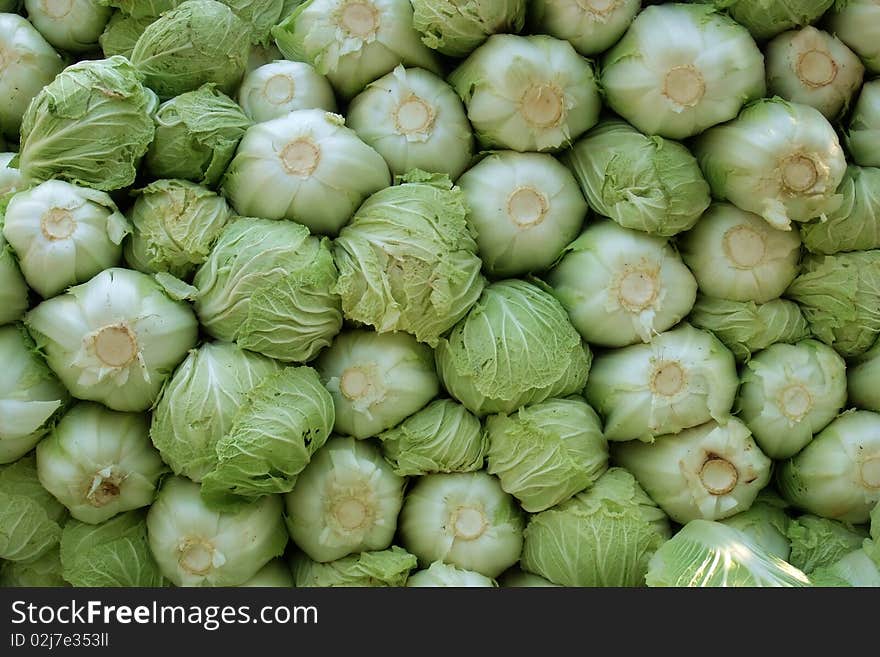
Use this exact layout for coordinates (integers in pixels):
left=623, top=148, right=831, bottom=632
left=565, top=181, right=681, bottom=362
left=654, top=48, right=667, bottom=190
left=400, top=471, right=525, bottom=578
left=150, top=342, right=282, bottom=482
left=848, top=337, right=880, bottom=412
left=562, top=119, right=710, bottom=236
left=548, top=220, right=697, bottom=347
left=24, top=0, right=112, bottom=53
left=290, top=546, right=417, bottom=587
left=238, top=61, right=337, bottom=124
left=200, top=366, right=335, bottom=508
left=435, top=280, right=591, bottom=417
left=458, top=151, right=586, bottom=277
left=827, top=0, right=880, bottom=73
left=786, top=514, right=868, bottom=574
left=777, top=410, right=880, bottom=523
left=99, top=11, right=153, bottom=58
left=799, top=166, right=880, bottom=254
left=766, top=27, right=864, bottom=119
left=193, top=218, right=342, bottom=363
left=584, top=323, right=738, bottom=442
left=221, top=110, right=390, bottom=235
left=130, top=0, right=251, bottom=100
left=240, top=559, right=293, bottom=587
left=0, top=455, right=67, bottom=562
left=0, top=548, right=67, bottom=587
left=36, top=402, right=166, bottom=524
left=678, top=203, right=802, bottom=303
left=498, top=567, right=558, bottom=587
left=3, top=180, right=130, bottom=298
left=702, top=0, right=833, bottom=40
left=410, top=0, right=526, bottom=57
left=694, top=98, right=847, bottom=231
left=0, top=325, right=69, bottom=464
left=16, top=56, right=157, bottom=192
left=124, top=180, right=231, bottom=280
left=145, top=86, right=251, bottom=188
left=529, top=0, right=640, bottom=56
left=719, top=492, right=792, bottom=561
left=60, top=511, right=165, bottom=587
left=0, top=14, right=64, bottom=139
left=25, top=268, right=198, bottom=412
left=272, top=0, right=441, bottom=99
left=449, top=34, right=601, bottom=152
left=785, top=250, right=880, bottom=357
left=333, top=172, right=484, bottom=346
left=688, top=295, right=811, bottom=363
left=347, top=66, right=474, bottom=180
left=285, top=437, right=405, bottom=562
left=614, top=418, right=772, bottom=523
left=601, top=4, right=765, bottom=140
left=486, top=396, right=608, bottom=513
left=646, top=520, right=810, bottom=587
left=0, top=230, right=31, bottom=327
left=316, top=330, right=438, bottom=439
left=521, top=467, right=671, bottom=586
left=146, top=476, right=287, bottom=587
left=407, top=561, right=497, bottom=587
left=846, top=81, right=880, bottom=166
left=378, top=399, right=485, bottom=476
left=737, top=340, right=847, bottom=459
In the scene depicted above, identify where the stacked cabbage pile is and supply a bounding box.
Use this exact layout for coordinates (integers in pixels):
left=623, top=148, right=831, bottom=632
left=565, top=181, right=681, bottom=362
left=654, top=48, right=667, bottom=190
left=2, top=0, right=880, bottom=588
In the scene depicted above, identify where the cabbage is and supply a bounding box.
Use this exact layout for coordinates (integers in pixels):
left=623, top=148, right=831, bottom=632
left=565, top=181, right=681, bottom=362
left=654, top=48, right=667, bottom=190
left=150, top=342, right=282, bottom=482
left=584, top=323, right=738, bottom=442
left=24, top=0, right=112, bottom=53
left=99, top=11, right=153, bottom=58
left=316, top=330, right=438, bottom=439
left=284, top=437, right=405, bottom=562
left=777, top=410, right=880, bottom=523
left=36, top=402, right=166, bottom=524
left=410, top=0, right=526, bottom=57
left=785, top=250, right=880, bottom=357
left=449, top=34, right=601, bottom=152
left=529, top=0, right=641, bottom=56
left=827, top=0, right=880, bottom=73
left=486, top=397, right=608, bottom=513
left=272, top=0, right=441, bottom=99
left=406, top=561, right=497, bottom=587
left=678, top=203, right=802, bottom=303
left=848, top=337, right=880, bottom=412
left=0, top=455, right=67, bottom=562
left=694, top=98, right=847, bottom=231
left=239, top=559, right=293, bottom=587
left=547, top=220, right=697, bottom=347
left=458, top=151, right=586, bottom=278
left=737, top=340, right=847, bottom=459
left=378, top=399, right=485, bottom=476
left=130, top=0, right=251, bottom=100
left=498, top=567, right=558, bottom=587
left=26, top=268, right=199, bottom=412
left=333, top=172, right=484, bottom=346
left=0, top=548, right=67, bottom=587
left=0, top=325, right=69, bottom=464
left=16, top=56, right=157, bottom=192
left=701, top=0, right=833, bottom=40
left=0, top=153, right=25, bottom=202
left=146, top=476, right=287, bottom=587
left=688, top=295, right=811, bottom=363
left=144, top=86, right=251, bottom=188
left=719, top=492, right=792, bottom=561
left=0, top=14, right=64, bottom=139
left=60, top=511, right=165, bottom=587
left=614, top=418, right=772, bottom=523
left=436, top=279, right=591, bottom=416
left=786, top=514, right=869, bottom=574
left=3, top=181, right=130, bottom=299
left=766, top=27, right=864, bottom=119
left=193, top=218, right=342, bottom=363
left=561, top=119, right=710, bottom=236
left=601, top=4, right=765, bottom=139
left=238, top=61, right=337, bottom=124
left=221, top=110, right=390, bottom=235
left=347, top=66, right=474, bottom=180
left=799, top=166, right=880, bottom=254
left=646, top=520, right=810, bottom=587
left=0, top=229, right=31, bottom=328
left=399, top=471, right=525, bottom=578
left=811, top=548, right=880, bottom=587
left=846, top=81, right=880, bottom=166
left=521, top=468, right=671, bottom=586
left=290, top=546, right=417, bottom=587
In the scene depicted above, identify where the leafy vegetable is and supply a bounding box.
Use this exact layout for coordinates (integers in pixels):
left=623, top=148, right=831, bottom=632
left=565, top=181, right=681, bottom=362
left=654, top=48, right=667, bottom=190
left=0, top=548, right=67, bottom=587
left=238, top=61, right=336, bottom=124
left=719, top=492, right=792, bottom=561
left=786, top=514, right=868, bottom=574
left=700, top=0, right=833, bottom=40
left=848, top=337, right=880, bottom=412
left=529, top=0, right=641, bottom=56
left=827, top=0, right=880, bottom=73
left=239, top=559, right=294, bottom=587
left=24, top=0, right=112, bottom=53
left=410, top=0, right=525, bottom=57
left=407, top=561, right=497, bottom=587
left=0, top=232, right=31, bottom=328
left=290, top=546, right=417, bottom=587
left=845, top=80, right=880, bottom=166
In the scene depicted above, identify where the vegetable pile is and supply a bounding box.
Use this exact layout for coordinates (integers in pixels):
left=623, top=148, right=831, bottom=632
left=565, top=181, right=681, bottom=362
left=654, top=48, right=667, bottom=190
left=2, top=0, right=880, bottom=589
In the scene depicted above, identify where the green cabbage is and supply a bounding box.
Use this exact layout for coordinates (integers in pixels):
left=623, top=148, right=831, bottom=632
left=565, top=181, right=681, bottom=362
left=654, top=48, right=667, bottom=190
left=410, top=0, right=526, bottom=57
left=0, top=230, right=28, bottom=327
left=719, top=492, right=792, bottom=561
left=848, top=337, right=880, bottom=412
left=529, top=0, right=640, bottom=56
left=24, top=0, right=112, bottom=53
left=238, top=61, right=337, bottom=124
left=290, top=546, right=417, bottom=587
left=786, top=514, right=869, bottom=574
left=0, top=548, right=67, bottom=587
left=407, top=561, right=497, bottom=587
left=827, top=0, right=880, bottom=73
left=701, top=0, right=834, bottom=40
left=845, top=80, right=880, bottom=166
left=99, top=11, right=154, bottom=58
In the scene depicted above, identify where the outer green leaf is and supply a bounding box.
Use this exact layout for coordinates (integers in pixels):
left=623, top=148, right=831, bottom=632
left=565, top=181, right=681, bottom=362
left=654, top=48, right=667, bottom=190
left=0, top=455, right=66, bottom=562
left=800, top=166, right=880, bottom=254
left=290, top=546, right=417, bottom=587
left=410, top=0, right=526, bottom=57
left=786, top=514, right=868, bottom=574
